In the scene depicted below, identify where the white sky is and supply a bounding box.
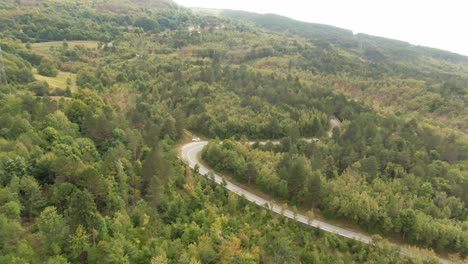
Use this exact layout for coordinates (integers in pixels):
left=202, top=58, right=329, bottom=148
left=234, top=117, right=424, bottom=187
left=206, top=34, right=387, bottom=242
left=174, top=0, right=468, bottom=57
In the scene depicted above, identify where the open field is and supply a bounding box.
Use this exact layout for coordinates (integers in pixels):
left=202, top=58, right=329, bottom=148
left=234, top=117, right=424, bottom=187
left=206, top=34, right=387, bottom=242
left=33, top=68, right=77, bottom=92
left=31, top=40, right=99, bottom=54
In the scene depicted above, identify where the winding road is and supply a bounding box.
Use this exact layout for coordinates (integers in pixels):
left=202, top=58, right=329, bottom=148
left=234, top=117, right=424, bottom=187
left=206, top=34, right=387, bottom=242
left=180, top=119, right=451, bottom=264
left=181, top=141, right=373, bottom=242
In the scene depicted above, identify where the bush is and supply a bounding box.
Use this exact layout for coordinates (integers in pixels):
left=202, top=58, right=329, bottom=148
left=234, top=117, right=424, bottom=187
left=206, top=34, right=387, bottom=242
left=28, top=81, right=49, bottom=96
left=37, top=61, right=59, bottom=77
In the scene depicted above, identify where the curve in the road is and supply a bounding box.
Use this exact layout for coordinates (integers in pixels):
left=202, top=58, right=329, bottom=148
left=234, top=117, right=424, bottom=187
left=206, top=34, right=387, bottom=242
left=182, top=141, right=372, bottom=242
left=180, top=141, right=450, bottom=264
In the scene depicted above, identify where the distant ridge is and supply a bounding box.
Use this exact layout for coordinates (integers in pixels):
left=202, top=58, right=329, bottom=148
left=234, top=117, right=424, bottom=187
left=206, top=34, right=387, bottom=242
left=192, top=8, right=468, bottom=63
left=5, top=0, right=177, bottom=10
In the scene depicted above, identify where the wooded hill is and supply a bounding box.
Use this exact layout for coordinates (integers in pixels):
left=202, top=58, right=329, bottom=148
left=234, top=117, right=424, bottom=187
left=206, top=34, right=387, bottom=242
left=0, top=0, right=466, bottom=262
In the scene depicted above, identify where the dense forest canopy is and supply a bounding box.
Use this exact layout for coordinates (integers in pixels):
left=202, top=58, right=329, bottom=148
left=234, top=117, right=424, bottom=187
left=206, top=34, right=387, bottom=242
left=0, top=0, right=466, bottom=263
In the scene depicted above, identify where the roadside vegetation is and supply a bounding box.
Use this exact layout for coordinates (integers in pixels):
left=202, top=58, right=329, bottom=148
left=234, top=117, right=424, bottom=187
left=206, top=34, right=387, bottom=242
left=0, top=0, right=466, bottom=262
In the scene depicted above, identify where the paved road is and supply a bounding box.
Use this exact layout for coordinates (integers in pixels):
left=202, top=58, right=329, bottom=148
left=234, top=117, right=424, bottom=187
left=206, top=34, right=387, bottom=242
left=248, top=137, right=319, bottom=146
left=180, top=119, right=452, bottom=263
left=180, top=141, right=450, bottom=264
left=250, top=117, right=340, bottom=146
left=181, top=141, right=372, bottom=243
left=328, top=117, right=341, bottom=138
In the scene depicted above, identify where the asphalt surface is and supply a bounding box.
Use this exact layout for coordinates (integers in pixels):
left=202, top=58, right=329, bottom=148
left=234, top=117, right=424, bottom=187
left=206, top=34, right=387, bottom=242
left=180, top=119, right=452, bottom=263
left=180, top=141, right=451, bottom=264
left=181, top=141, right=373, bottom=243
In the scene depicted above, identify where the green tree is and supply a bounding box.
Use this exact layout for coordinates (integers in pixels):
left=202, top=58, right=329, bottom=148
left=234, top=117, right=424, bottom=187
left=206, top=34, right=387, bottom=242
left=66, top=189, right=105, bottom=238
left=278, top=154, right=311, bottom=200
left=46, top=255, right=70, bottom=264
left=304, top=172, right=322, bottom=207
left=28, top=81, right=50, bottom=96
left=19, top=176, right=44, bottom=219
left=37, top=61, right=58, bottom=77
left=400, top=209, right=416, bottom=240
left=37, top=207, right=69, bottom=255
left=70, top=225, right=90, bottom=261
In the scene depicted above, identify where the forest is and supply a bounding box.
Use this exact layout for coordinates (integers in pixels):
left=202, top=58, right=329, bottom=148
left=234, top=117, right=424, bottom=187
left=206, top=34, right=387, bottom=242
left=0, top=0, right=466, bottom=263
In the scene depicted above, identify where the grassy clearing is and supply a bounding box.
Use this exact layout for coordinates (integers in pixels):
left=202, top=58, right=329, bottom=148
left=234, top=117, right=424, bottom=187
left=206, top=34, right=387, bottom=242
left=31, top=40, right=99, bottom=55
left=33, top=68, right=77, bottom=92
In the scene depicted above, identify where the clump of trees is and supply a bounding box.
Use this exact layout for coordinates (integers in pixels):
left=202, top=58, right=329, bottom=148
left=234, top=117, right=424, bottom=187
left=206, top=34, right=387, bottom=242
left=37, top=60, right=58, bottom=77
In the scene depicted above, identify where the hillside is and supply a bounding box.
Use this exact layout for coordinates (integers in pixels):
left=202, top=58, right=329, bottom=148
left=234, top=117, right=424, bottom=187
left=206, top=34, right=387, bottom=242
left=200, top=9, right=468, bottom=131
left=1, top=0, right=176, bottom=9
left=220, top=9, right=468, bottom=63
left=0, top=0, right=466, bottom=263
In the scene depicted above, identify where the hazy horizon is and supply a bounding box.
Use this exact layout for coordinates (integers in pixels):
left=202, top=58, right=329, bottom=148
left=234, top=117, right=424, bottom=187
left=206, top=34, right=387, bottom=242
left=174, top=0, right=468, bottom=57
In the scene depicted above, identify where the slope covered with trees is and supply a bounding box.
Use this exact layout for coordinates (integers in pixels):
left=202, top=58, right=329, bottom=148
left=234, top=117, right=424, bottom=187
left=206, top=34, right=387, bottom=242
left=0, top=0, right=466, bottom=262
left=215, top=9, right=468, bottom=131
left=0, top=27, right=444, bottom=264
